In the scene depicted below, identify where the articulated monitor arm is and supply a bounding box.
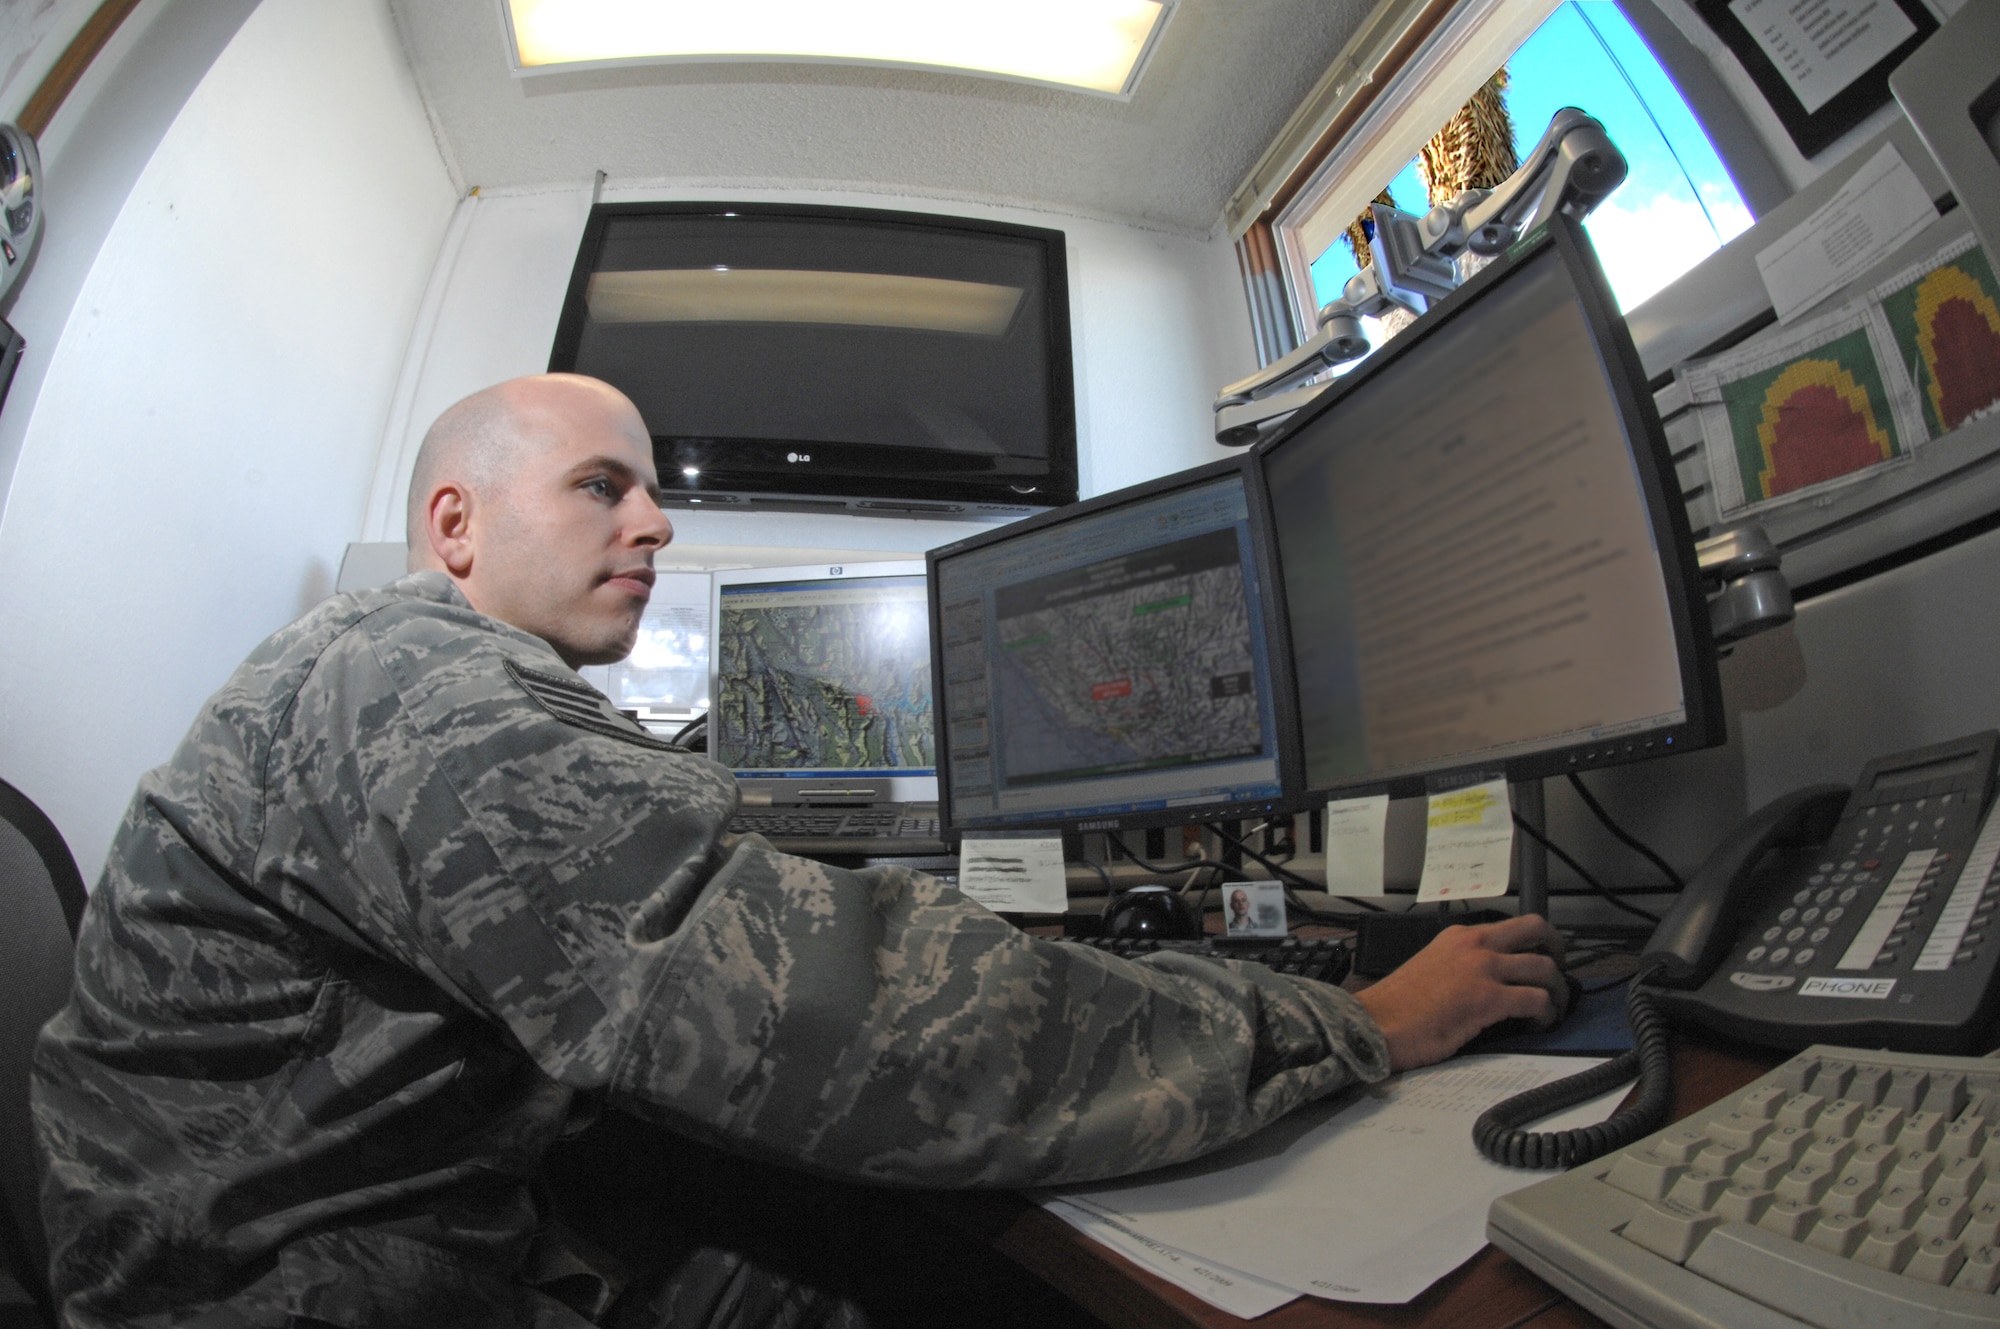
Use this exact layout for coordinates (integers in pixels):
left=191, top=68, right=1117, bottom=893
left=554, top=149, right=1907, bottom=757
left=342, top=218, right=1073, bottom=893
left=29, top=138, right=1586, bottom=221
left=1697, top=522, right=1794, bottom=649
left=1214, top=108, right=1628, bottom=447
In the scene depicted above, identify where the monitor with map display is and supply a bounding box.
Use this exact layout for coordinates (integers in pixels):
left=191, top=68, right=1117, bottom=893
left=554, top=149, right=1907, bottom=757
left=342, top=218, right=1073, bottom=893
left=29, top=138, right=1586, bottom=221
left=709, top=561, right=937, bottom=803
left=1255, top=213, right=1723, bottom=799
left=926, top=458, right=1301, bottom=833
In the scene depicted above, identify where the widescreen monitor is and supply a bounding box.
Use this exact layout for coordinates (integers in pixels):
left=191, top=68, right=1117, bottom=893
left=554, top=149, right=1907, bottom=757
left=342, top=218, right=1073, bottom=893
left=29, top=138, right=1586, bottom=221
left=927, top=458, right=1300, bottom=833
left=708, top=561, right=937, bottom=803
left=549, top=202, right=1078, bottom=517
left=1256, top=213, right=1723, bottom=799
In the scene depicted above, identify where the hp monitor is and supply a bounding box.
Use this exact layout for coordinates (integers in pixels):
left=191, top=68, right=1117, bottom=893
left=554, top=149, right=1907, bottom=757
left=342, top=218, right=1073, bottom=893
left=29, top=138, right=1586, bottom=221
left=708, top=561, right=936, bottom=805
left=927, top=458, right=1300, bottom=833
left=1256, top=213, right=1723, bottom=799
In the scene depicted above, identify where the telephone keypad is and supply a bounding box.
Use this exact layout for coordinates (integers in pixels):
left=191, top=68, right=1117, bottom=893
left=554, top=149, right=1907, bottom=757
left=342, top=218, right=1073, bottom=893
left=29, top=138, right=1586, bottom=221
left=1729, top=760, right=1997, bottom=980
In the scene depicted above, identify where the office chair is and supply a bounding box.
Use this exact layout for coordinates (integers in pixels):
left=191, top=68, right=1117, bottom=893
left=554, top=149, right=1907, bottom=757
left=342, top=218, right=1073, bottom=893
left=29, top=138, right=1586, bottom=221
left=0, top=778, right=86, bottom=1326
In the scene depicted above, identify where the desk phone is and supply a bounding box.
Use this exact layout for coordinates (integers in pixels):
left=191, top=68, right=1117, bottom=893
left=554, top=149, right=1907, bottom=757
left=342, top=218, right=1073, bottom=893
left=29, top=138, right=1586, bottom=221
left=1655, top=731, right=2000, bottom=1054
left=1475, top=734, right=2000, bottom=1177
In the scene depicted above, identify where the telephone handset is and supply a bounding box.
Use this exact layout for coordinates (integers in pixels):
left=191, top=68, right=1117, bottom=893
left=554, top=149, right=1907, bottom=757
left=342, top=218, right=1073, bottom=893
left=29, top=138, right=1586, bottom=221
left=1637, top=782, right=1849, bottom=988
left=1474, top=730, right=2000, bottom=1169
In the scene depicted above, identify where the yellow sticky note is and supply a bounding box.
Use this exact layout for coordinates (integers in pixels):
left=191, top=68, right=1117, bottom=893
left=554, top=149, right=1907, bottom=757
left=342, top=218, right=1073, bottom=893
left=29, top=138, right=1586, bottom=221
left=1417, top=779, right=1513, bottom=902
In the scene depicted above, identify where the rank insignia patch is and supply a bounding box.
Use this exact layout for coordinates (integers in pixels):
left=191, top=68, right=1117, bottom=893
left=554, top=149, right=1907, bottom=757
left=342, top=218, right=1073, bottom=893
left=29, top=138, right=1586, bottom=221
left=504, top=657, right=682, bottom=750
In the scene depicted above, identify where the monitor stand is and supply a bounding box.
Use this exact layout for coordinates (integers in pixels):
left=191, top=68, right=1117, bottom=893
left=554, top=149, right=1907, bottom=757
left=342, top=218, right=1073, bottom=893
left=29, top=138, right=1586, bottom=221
left=1510, top=778, right=1550, bottom=920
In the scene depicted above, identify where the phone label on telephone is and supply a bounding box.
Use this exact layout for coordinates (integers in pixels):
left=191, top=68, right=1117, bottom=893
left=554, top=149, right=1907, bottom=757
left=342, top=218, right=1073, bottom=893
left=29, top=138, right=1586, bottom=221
left=1799, top=977, right=1897, bottom=999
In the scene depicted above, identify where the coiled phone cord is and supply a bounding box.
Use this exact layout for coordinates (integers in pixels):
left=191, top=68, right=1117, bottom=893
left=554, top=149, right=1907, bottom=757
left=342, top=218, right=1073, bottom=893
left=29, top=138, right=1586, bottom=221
left=1472, top=965, right=1674, bottom=1169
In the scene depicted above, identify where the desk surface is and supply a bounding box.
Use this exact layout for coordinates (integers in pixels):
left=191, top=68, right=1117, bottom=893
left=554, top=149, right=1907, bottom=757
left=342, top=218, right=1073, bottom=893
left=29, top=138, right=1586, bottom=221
left=934, top=1033, right=1778, bottom=1329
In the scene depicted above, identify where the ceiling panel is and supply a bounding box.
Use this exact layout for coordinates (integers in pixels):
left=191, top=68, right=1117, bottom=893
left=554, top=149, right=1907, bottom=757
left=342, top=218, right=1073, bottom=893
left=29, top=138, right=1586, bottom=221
left=387, top=0, right=1373, bottom=235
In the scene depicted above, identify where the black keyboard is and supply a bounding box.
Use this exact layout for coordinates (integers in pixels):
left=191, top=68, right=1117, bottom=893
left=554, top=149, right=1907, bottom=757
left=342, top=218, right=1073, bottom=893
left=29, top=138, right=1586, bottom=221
left=730, top=809, right=940, bottom=839
left=1061, top=935, right=1351, bottom=985
left=729, top=804, right=947, bottom=857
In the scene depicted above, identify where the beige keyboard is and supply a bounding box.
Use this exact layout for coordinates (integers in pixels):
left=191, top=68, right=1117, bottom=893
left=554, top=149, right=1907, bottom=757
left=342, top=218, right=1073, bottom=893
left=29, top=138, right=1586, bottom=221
left=1489, top=1045, right=2000, bottom=1328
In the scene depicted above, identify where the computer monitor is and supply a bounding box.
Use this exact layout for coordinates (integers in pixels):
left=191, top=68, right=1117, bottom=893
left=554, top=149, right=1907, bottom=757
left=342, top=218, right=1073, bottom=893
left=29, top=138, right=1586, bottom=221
left=708, top=561, right=937, bottom=803
left=1256, top=213, right=1723, bottom=799
left=927, top=458, right=1301, bottom=833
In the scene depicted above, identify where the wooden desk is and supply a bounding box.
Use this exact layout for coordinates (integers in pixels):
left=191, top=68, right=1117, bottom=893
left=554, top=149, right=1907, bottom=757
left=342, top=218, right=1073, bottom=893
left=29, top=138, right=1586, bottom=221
left=936, top=1033, right=1779, bottom=1329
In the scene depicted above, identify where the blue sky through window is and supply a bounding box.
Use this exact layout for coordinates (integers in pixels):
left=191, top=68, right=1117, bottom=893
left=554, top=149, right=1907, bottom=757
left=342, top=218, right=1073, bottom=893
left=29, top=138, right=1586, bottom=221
left=1307, top=1, right=1753, bottom=318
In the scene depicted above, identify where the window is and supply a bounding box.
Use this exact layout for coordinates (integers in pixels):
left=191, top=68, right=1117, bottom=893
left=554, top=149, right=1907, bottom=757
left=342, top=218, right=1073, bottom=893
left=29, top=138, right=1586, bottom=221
left=1260, top=1, right=1756, bottom=364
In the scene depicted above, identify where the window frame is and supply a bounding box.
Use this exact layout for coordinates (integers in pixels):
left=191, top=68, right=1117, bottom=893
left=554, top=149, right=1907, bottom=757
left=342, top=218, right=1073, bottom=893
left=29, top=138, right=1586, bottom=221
left=1267, top=0, right=1561, bottom=331
left=1234, top=0, right=1787, bottom=358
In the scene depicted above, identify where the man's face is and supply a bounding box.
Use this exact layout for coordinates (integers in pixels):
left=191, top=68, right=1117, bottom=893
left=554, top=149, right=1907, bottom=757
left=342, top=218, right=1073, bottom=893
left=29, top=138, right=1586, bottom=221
left=463, top=386, right=672, bottom=667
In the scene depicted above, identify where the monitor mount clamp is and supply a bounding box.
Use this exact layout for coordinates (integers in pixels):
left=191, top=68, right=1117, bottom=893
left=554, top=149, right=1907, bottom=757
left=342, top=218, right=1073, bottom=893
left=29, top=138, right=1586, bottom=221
left=1213, top=108, right=1628, bottom=448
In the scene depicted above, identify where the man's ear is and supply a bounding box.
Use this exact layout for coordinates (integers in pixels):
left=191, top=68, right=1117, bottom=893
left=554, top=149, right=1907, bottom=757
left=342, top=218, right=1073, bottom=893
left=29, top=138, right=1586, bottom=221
left=425, top=484, right=477, bottom=578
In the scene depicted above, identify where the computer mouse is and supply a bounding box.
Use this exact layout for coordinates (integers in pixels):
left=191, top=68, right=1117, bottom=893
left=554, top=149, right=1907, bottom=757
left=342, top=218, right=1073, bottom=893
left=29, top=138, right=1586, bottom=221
left=1103, top=885, right=1203, bottom=941
left=1463, top=968, right=1585, bottom=1051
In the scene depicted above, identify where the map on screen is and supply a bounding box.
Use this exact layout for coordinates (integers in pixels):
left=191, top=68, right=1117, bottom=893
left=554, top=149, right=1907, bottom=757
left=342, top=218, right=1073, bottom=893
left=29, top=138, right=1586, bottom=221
left=933, top=467, right=1287, bottom=830
left=715, top=578, right=934, bottom=773
left=991, top=527, right=1262, bottom=785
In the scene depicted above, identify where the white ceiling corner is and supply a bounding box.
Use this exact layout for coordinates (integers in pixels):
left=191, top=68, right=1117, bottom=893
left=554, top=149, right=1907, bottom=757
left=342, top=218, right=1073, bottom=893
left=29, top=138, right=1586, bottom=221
left=384, top=0, right=1377, bottom=235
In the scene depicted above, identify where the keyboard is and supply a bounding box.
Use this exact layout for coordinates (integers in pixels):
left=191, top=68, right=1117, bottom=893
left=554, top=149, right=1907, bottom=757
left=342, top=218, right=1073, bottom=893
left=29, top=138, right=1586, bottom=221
left=729, top=804, right=947, bottom=857
left=1060, top=935, right=1351, bottom=986
left=1488, top=1044, right=2000, bottom=1329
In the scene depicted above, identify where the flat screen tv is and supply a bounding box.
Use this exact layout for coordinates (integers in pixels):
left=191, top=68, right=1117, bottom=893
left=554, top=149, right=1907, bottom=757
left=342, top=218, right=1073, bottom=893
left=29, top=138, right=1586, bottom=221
left=548, top=202, right=1078, bottom=518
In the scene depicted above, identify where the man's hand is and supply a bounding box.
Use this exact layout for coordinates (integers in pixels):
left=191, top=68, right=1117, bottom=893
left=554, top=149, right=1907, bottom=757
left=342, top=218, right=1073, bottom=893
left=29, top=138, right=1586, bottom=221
left=1353, top=915, right=1567, bottom=1072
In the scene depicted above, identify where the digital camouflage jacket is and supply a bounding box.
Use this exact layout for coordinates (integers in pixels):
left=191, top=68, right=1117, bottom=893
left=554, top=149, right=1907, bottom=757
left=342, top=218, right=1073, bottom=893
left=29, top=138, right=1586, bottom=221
left=32, top=573, right=1390, bottom=1327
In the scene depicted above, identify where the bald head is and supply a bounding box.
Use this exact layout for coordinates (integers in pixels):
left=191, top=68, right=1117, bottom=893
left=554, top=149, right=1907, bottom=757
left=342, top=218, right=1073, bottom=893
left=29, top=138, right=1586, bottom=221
left=403, top=373, right=673, bottom=666
left=406, top=374, right=639, bottom=559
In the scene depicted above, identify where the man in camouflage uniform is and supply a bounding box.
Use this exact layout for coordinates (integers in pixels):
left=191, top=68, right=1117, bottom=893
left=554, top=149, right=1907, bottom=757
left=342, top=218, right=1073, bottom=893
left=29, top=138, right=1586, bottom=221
left=33, top=374, right=1566, bottom=1327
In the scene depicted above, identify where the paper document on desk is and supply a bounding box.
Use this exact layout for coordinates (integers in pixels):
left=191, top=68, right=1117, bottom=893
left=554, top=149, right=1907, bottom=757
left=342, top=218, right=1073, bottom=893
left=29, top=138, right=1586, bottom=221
left=1048, top=1054, right=1624, bottom=1305
left=1042, top=1200, right=1301, bottom=1318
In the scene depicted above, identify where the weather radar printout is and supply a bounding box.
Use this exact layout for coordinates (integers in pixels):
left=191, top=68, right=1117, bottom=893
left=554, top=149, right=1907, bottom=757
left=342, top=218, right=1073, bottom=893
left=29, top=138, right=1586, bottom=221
left=936, top=473, right=1285, bottom=828
left=715, top=576, right=934, bottom=774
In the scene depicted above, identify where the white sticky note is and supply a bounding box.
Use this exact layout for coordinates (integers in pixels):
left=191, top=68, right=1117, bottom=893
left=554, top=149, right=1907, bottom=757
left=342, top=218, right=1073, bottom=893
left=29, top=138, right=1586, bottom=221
left=1323, top=794, right=1390, bottom=896
left=1756, top=143, right=1936, bottom=323
left=1729, top=0, right=1916, bottom=116
left=957, top=836, right=1068, bottom=913
left=1417, top=779, right=1513, bottom=903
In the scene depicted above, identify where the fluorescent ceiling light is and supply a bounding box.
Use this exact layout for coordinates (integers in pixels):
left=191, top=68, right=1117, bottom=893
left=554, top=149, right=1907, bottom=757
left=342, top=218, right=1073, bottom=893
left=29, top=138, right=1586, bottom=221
left=586, top=269, right=1026, bottom=335
left=503, top=0, right=1172, bottom=97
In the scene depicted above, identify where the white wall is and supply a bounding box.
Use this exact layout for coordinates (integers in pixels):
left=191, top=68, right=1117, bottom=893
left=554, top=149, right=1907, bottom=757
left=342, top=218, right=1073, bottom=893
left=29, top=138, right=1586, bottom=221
left=0, top=0, right=457, bottom=880
left=0, top=0, right=262, bottom=514
left=359, top=181, right=1258, bottom=551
